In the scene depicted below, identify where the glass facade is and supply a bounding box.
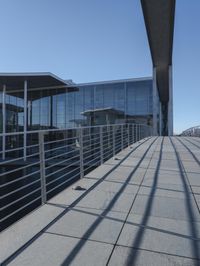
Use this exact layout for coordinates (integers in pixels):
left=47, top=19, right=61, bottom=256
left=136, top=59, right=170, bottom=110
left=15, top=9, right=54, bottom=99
left=0, top=78, right=153, bottom=134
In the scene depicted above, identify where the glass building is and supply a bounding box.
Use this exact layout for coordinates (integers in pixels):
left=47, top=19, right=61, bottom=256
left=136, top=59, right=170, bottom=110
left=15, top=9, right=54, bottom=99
left=0, top=74, right=153, bottom=131
left=0, top=73, right=158, bottom=158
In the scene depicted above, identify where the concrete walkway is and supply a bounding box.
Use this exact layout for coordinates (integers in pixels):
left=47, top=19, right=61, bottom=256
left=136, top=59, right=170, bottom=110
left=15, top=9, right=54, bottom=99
left=1, top=137, right=200, bottom=266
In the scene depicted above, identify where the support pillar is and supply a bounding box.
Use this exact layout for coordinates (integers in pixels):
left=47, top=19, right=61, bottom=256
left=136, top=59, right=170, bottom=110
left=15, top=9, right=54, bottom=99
left=168, top=65, right=173, bottom=135
left=159, top=102, right=162, bottom=136
left=153, top=68, right=158, bottom=136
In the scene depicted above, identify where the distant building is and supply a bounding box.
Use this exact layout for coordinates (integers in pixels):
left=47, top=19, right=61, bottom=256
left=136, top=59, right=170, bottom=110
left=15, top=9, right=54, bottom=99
left=0, top=73, right=160, bottom=157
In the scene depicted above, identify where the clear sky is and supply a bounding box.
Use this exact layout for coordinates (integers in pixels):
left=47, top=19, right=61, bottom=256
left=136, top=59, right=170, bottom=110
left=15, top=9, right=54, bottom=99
left=0, top=0, right=199, bottom=134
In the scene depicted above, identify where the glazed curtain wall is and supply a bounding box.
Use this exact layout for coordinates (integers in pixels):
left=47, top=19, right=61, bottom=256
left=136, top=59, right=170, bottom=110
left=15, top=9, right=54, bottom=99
left=0, top=80, right=153, bottom=132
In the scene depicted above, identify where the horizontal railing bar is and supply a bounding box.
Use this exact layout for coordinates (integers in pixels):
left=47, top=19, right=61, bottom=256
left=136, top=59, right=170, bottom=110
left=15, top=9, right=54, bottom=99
left=103, top=148, right=113, bottom=157
left=84, top=156, right=101, bottom=166
left=45, top=160, right=80, bottom=178
left=46, top=166, right=80, bottom=186
left=45, top=153, right=80, bottom=170
left=44, top=143, right=77, bottom=154
left=44, top=136, right=77, bottom=146
left=83, top=146, right=100, bottom=154
left=46, top=172, right=80, bottom=195
left=4, top=143, right=39, bottom=153
left=0, top=195, right=41, bottom=223
left=45, top=149, right=78, bottom=162
left=0, top=123, right=150, bottom=137
left=0, top=157, right=25, bottom=166
left=82, top=136, right=100, bottom=144
left=84, top=161, right=101, bottom=173
left=83, top=132, right=101, bottom=138
left=83, top=150, right=101, bottom=161
left=4, top=146, right=25, bottom=153
left=1, top=169, right=40, bottom=187
left=25, top=152, right=40, bottom=159
left=1, top=186, right=41, bottom=211
left=83, top=150, right=100, bottom=160
left=0, top=161, right=40, bottom=177
left=2, top=179, right=40, bottom=199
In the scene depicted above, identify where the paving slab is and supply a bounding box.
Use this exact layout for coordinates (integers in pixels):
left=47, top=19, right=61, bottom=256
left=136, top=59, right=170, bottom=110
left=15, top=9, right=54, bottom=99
left=117, top=213, right=200, bottom=259
left=108, top=245, right=199, bottom=266
left=46, top=207, right=126, bottom=244
left=142, top=169, right=191, bottom=188
left=94, top=181, right=139, bottom=194
left=152, top=151, right=177, bottom=160
left=130, top=194, right=200, bottom=222
left=182, top=161, right=200, bottom=174
left=186, top=172, right=200, bottom=186
left=121, top=157, right=151, bottom=169
left=7, top=233, right=113, bottom=266
left=104, top=166, right=146, bottom=185
left=148, top=158, right=180, bottom=171
left=85, top=163, right=117, bottom=179
left=76, top=188, right=136, bottom=213
left=0, top=204, right=63, bottom=264
left=138, top=184, right=192, bottom=199
left=192, top=186, right=200, bottom=194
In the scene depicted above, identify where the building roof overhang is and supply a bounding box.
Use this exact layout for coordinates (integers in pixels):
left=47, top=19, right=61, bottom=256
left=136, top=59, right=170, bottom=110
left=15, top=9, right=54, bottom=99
left=141, top=0, right=175, bottom=103
left=0, top=72, right=78, bottom=100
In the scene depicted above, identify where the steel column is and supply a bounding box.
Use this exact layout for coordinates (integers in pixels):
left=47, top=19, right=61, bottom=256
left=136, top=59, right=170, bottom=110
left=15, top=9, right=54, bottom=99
left=168, top=65, right=173, bottom=135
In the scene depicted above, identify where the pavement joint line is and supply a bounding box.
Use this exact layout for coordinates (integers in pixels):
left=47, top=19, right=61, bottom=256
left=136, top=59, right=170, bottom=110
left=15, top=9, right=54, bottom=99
left=106, top=137, right=161, bottom=266
left=1, top=137, right=155, bottom=266
left=137, top=192, right=194, bottom=200
left=48, top=203, right=130, bottom=214
left=58, top=138, right=159, bottom=266
left=184, top=138, right=200, bottom=149
left=44, top=231, right=115, bottom=246
left=169, top=137, right=200, bottom=262
left=114, top=244, right=200, bottom=262
left=46, top=206, right=200, bottom=241
left=48, top=202, right=200, bottom=223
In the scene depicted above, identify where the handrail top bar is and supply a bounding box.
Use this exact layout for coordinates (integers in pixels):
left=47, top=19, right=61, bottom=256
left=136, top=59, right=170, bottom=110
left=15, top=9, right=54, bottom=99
left=0, top=123, right=151, bottom=137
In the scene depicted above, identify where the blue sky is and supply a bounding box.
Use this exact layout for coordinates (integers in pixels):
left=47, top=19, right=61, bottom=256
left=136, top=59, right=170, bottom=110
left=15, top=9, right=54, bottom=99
left=0, top=0, right=199, bottom=133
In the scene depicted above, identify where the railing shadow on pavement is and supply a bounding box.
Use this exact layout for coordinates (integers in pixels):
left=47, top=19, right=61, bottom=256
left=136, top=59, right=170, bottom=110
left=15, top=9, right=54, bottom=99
left=59, top=138, right=157, bottom=266
left=1, top=137, right=154, bottom=266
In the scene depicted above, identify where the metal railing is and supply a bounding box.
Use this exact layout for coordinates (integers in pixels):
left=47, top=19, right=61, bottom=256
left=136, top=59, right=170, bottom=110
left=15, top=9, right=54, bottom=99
left=181, top=125, right=200, bottom=137
left=0, top=123, right=153, bottom=231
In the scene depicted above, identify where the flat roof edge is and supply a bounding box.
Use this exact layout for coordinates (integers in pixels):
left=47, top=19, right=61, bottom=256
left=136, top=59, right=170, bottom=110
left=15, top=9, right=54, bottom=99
left=0, top=72, right=68, bottom=85
left=69, top=76, right=152, bottom=87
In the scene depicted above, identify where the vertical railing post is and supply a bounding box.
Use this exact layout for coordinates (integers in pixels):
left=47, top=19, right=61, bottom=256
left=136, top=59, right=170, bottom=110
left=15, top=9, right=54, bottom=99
left=121, top=125, right=123, bottom=150
left=23, top=80, right=28, bottom=161
left=136, top=125, right=138, bottom=142
left=128, top=124, right=130, bottom=146
left=2, top=85, right=6, bottom=160
left=112, top=125, right=115, bottom=156
left=138, top=125, right=141, bottom=141
left=79, top=128, right=84, bottom=178
left=100, top=126, right=103, bottom=164
left=39, top=131, right=46, bottom=204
